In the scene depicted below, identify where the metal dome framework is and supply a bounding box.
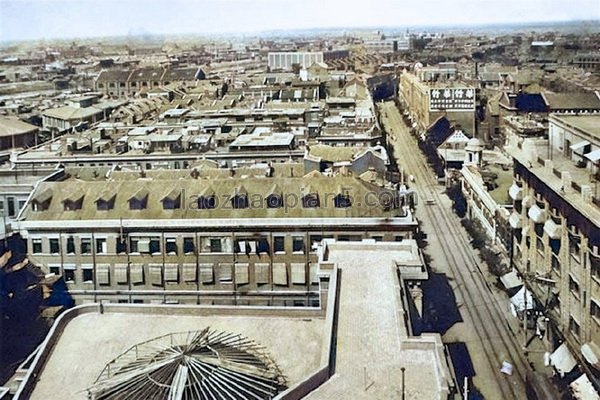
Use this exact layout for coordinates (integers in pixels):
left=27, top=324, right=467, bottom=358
left=86, top=327, right=287, bottom=400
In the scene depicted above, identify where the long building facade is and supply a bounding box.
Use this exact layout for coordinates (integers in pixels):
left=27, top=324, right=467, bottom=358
left=12, top=171, right=417, bottom=306
left=505, top=114, right=600, bottom=380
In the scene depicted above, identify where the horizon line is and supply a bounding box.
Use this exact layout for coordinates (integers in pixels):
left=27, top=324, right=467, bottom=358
left=1, top=18, right=599, bottom=46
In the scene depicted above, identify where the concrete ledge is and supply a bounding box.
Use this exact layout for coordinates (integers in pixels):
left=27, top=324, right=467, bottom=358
left=13, top=301, right=331, bottom=399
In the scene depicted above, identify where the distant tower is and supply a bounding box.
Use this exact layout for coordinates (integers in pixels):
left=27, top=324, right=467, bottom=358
left=464, top=137, right=484, bottom=167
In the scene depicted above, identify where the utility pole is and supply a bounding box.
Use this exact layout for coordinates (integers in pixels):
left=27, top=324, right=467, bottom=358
left=523, top=272, right=528, bottom=352
left=401, top=367, right=406, bottom=400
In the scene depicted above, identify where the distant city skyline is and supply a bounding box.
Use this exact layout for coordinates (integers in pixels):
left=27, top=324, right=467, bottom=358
left=1, top=0, right=599, bottom=42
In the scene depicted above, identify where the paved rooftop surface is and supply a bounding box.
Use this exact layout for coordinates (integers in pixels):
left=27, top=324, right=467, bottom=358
left=30, top=312, right=325, bottom=399
left=305, top=243, right=446, bottom=399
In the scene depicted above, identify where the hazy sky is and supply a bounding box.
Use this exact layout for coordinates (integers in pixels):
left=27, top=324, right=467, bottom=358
left=1, top=0, right=599, bottom=42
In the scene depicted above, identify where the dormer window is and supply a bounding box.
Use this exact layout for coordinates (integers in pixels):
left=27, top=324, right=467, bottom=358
left=302, top=186, right=320, bottom=208
left=129, top=189, right=149, bottom=210
left=63, top=190, right=84, bottom=211
left=334, top=187, right=352, bottom=208
left=231, top=186, right=248, bottom=209
left=32, top=189, right=52, bottom=212
left=162, top=188, right=181, bottom=210
left=266, top=184, right=283, bottom=208
left=197, top=187, right=216, bottom=210
left=96, top=190, right=116, bottom=211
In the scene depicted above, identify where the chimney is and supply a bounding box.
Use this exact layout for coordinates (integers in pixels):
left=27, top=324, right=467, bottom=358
left=561, top=171, right=571, bottom=191
left=581, top=185, right=593, bottom=203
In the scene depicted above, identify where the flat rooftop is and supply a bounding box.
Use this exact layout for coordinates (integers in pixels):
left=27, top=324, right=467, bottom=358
left=305, top=242, right=452, bottom=399
left=30, top=310, right=325, bottom=400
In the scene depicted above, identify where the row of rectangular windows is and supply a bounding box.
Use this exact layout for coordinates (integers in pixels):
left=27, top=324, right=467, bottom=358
left=31, top=234, right=389, bottom=256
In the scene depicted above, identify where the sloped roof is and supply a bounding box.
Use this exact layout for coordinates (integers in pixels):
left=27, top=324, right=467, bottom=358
left=23, top=175, right=400, bottom=221
left=307, top=145, right=366, bottom=162
left=0, top=116, right=39, bottom=137
left=514, top=93, right=548, bottom=113
left=543, top=92, right=600, bottom=110
left=426, top=116, right=453, bottom=146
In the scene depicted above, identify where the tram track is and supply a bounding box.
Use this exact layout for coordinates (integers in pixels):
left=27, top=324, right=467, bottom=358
left=380, top=101, right=531, bottom=399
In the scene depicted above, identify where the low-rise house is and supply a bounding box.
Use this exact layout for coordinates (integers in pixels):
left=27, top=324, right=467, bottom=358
left=0, top=116, right=39, bottom=151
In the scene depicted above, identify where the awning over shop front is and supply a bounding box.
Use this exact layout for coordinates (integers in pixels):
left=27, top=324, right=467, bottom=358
left=500, top=271, right=523, bottom=290
left=585, top=149, right=600, bottom=163
left=570, top=140, right=591, bottom=153
left=510, top=286, right=535, bottom=312
left=581, top=342, right=600, bottom=369
left=570, top=374, right=599, bottom=400
left=509, top=183, right=524, bottom=201
left=550, top=343, right=577, bottom=377
left=509, top=212, right=522, bottom=229
left=528, top=204, right=547, bottom=223
left=544, top=219, right=562, bottom=239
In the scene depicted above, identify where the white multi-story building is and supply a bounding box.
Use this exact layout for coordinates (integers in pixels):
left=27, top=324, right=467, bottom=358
left=267, top=52, right=324, bottom=71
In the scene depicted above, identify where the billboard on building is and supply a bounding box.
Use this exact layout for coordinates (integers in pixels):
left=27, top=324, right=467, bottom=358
left=429, top=88, right=475, bottom=111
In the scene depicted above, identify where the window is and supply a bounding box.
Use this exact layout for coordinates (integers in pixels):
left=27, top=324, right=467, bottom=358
left=210, top=239, right=222, bottom=253
left=32, top=238, right=42, bottom=254
left=310, top=235, right=322, bottom=252
left=569, top=275, right=580, bottom=298
left=302, top=194, right=320, bottom=208
left=149, top=237, right=161, bottom=254
left=7, top=197, right=15, bottom=217
left=198, top=196, right=216, bottom=209
left=81, top=238, right=92, bottom=255
left=49, top=238, right=60, bottom=254
left=569, top=232, right=581, bottom=260
left=49, top=265, right=60, bottom=275
left=592, top=255, right=600, bottom=281
left=549, top=239, right=560, bottom=255
left=166, top=238, right=177, bottom=255
left=274, top=236, right=285, bottom=253
left=96, top=238, right=107, bottom=254
left=0, top=199, right=4, bottom=215
left=97, top=197, right=115, bottom=211
left=116, top=238, right=127, bottom=254
left=266, top=194, right=283, bottom=208
left=83, top=268, right=93, bottom=282
left=63, top=198, right=83, bottom=211
left=551, top=254, right=561, bottom=274
left=183, top=238, right=195, bottom=254
left=293, top=237, right=304, bottom=253
left=257, top=238, right=270, bottom=254
left=18, top=200, right=26, bottom=211
left=130, top=237, right=140, bottom=253
left=231, top=195, right=248, bottom=209
left=162, top=195, right=181, bottom=210
left=334, top=194, right=352, bottom=208
left=569, top=316, right=581, bottom=339
left=64, top=269, right=75, bottom=283
left=591, top=301, right=600, bottom=322
left=66, top=237, right=75, bottom=254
